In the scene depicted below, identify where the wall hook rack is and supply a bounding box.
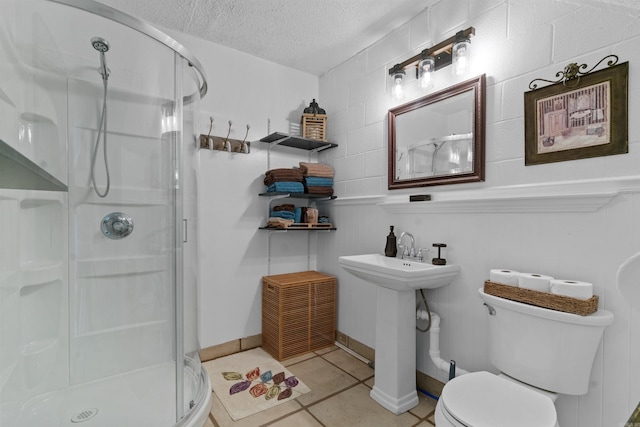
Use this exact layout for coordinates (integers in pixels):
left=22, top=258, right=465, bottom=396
left=199, top=117, right=251, bottom=153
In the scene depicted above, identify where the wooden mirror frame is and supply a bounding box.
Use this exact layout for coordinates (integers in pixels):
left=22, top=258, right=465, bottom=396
left=388, top=74, right=486, bottom=189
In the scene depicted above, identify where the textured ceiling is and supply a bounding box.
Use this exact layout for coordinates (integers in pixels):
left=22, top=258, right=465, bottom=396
left=94, top=0, right=640, bottom=76
left=94, top=0, right=433, bottom=76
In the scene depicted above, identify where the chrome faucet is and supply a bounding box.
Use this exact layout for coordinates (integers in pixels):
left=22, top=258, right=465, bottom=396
left=398, top=232, right=415, bottom=259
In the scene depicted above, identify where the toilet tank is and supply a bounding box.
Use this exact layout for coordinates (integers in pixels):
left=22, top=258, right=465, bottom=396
left=478, top=288, right=613, bottom=395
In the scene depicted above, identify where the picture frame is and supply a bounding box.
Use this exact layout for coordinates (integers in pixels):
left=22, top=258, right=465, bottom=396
left=524, top=61, right=628, bottom=165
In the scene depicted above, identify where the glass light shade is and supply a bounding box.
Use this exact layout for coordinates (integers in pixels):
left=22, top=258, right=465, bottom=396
left=418, top=57, right=435, bottom=89
left=391, top=69, right=405, bottom=100
left=452, top=39, right=471, bottom=76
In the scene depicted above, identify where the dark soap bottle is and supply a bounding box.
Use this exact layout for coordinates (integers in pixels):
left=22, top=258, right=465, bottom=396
left=385, top=226, right=397, bottom=257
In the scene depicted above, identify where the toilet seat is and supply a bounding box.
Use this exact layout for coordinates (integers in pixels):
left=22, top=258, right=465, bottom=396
left=440, top=371, right=557, bottom=427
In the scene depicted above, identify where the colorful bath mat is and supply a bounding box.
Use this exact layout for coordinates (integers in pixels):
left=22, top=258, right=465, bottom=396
left=203, top=347, right=310, bottom=421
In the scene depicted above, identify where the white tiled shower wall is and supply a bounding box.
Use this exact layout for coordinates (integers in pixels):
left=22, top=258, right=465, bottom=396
left=316, top=1, right=640, bottom=427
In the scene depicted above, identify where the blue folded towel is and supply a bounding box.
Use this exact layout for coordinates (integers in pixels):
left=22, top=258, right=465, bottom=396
left=294, top=207, right=302, bottom=223
left=304, top=176, right=333, bottom=187
left=267, top=182, right=305, bottom=193
left=270, top=210, right=295, bottom=220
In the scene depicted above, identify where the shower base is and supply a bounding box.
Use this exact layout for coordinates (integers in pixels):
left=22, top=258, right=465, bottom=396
left=5, top=362, right=211, bottom=427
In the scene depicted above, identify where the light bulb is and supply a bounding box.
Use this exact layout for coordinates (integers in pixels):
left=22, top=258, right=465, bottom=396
left=418, top=57, right=435, bottom=89
left=391, top=69, right=405, bottom=100
left=452, top=39, right=471, bottom=76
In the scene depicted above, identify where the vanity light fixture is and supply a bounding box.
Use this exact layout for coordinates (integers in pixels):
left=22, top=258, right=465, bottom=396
left=389, top=27, right=475, bottom=93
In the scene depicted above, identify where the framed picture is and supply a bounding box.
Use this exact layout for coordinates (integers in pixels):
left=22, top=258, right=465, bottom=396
left=524, top=61, right=628, bottom=165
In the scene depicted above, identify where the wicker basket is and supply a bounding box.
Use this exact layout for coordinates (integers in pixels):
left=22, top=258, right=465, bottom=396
left=301, top=113, right=327, bottom=142
left=262, top=271, right=336, bottom=360
left=484, top=281, right=598, bottom=316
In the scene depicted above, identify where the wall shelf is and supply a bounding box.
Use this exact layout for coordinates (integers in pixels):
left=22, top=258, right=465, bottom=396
left=260, top=132, right=337, bottom=152
left=259, top=192, right=336, bottom=200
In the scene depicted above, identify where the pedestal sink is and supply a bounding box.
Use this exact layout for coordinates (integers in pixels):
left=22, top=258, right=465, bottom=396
left=338, top=254, right=460, bottom=414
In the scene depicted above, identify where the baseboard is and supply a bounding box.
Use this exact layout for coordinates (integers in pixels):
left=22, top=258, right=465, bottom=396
left=199, top=334, right=262, bottom=362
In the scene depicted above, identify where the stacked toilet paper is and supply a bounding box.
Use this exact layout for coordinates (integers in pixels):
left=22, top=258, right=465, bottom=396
left=489, top=269, right=593, bottom=299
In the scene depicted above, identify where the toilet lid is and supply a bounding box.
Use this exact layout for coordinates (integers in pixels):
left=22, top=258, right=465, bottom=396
left=441, top=371, right=557, bottom=427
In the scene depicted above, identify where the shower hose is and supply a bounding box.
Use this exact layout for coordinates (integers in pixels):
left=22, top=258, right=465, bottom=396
left=90, top=78, right=110, bottom=198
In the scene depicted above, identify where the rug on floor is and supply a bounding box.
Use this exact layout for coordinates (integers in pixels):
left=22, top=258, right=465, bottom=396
left=203, top=347, right=310, bottom=421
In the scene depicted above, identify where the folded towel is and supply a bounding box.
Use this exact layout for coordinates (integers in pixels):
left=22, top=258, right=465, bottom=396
left=264, top=168, right=304, bottom=185
left=266, top=182, right=305, bottom=193
left=299, top=162, right=334, bottom=178
left=267, top=217, right=295, bottom=227
left=273, top=204, right=295, bottom=212
left=294, top=207, right=302, bottom=223
left=304, top=176, right=334, bottom=187
left=270, top=210, right=295, bottom=220
left=305, top=186, right=334, bottom=196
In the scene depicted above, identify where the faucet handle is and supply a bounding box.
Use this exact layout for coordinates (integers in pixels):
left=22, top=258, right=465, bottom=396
left=417, top=247, right=429, bottom=261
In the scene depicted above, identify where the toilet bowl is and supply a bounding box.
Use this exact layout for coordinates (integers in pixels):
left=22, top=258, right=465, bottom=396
left=434, top=371, right=558, bottom=427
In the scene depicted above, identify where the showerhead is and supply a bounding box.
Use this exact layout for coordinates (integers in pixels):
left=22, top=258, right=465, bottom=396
left=91, top=37, right=109, bottom=53
left=91, top=37, right=110, bottom=80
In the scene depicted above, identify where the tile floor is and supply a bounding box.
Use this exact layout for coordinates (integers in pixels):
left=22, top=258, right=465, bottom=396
left=203, top=346, right=437, bottom=427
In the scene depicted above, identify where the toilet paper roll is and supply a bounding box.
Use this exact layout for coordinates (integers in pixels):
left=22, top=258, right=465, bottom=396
left=550, top=279, right=593, bottom=300
left=518, top=273, right=554, bottom=292
left=489, top=269, right=520, bottom=286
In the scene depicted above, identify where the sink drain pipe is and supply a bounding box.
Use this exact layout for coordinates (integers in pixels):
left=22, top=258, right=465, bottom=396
left=428, top=312, right=469, bottom=379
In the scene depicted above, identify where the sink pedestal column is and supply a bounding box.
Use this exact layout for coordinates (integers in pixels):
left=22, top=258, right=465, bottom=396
left=370, top=286, right=419, bottom=414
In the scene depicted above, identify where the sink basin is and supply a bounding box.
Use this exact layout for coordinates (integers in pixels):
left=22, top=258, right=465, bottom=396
left=339, top=253, right=460, bottom=291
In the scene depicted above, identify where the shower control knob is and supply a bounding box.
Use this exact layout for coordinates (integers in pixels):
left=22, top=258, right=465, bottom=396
left=101, top=212, right=134, bottom=239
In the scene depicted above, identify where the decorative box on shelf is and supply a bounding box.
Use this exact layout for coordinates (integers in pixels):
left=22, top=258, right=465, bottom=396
left=301, top=113, right=327, bottom=142
left=301, top=98, right=327, bottom=142
left=483, top=280, right=598, bottom=316
left=262, top=271, right=336, bottom=360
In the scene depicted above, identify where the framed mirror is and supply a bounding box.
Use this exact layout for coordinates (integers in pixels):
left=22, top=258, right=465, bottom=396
left=388, top=74, right=485, bottom=189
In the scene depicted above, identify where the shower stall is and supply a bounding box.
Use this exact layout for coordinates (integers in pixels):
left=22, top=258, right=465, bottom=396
left=0, top=0, right=211, bottom=425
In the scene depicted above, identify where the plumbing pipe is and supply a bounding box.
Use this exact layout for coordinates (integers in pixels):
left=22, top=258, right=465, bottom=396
left=429, top=312, right=469, bottom=377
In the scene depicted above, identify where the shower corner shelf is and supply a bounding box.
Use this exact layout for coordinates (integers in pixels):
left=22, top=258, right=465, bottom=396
left=260, top=132, right=337, bottom=152
left=0, top=138, right=67, bottom=192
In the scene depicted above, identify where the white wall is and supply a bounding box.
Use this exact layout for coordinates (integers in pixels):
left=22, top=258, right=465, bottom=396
left=317, top=1, right=640, bottom=426
left=164, top=30, right=322, bottom=348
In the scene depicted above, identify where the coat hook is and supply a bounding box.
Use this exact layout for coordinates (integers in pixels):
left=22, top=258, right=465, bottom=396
left=224, top=120, right=232, bottom=151
left=207, top=116, right=214, bottom=150
left=241, top=124, right=250, bottom=154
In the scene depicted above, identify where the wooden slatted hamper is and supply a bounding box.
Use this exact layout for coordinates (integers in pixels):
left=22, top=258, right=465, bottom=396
left=262, top=271, right=336, bottom=361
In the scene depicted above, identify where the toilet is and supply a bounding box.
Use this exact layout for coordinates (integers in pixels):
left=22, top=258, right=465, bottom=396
left=434, top=288, right=614, bottom=427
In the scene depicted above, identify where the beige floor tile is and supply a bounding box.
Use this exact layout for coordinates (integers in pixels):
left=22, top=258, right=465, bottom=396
left=209, top=389, right=302, bottom=427
left=203, top=414, right=215, bottom=427
left=314, top=345, right=338, bottom=355
left=408, top=394, right=437, bottom=419
left=364, top=377, right=374, bottom=388
left=286, top=356, right=359, bottom=406
left=321, top=348, right=374, bottom=381
left=269, top=410, right=323, bottom=426
left=426, top=412, right=436, bottom=425
left=416, top=422, right=435, bottom=427
left=281, top=352, right=317, bottom=367
left=308, top=384, right=420, bottom=427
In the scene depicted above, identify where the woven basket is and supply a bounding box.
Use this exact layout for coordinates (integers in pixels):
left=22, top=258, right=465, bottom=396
left=262, top=271, right=336, bottom=360
left=484, top=281, right=598, bottom=316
